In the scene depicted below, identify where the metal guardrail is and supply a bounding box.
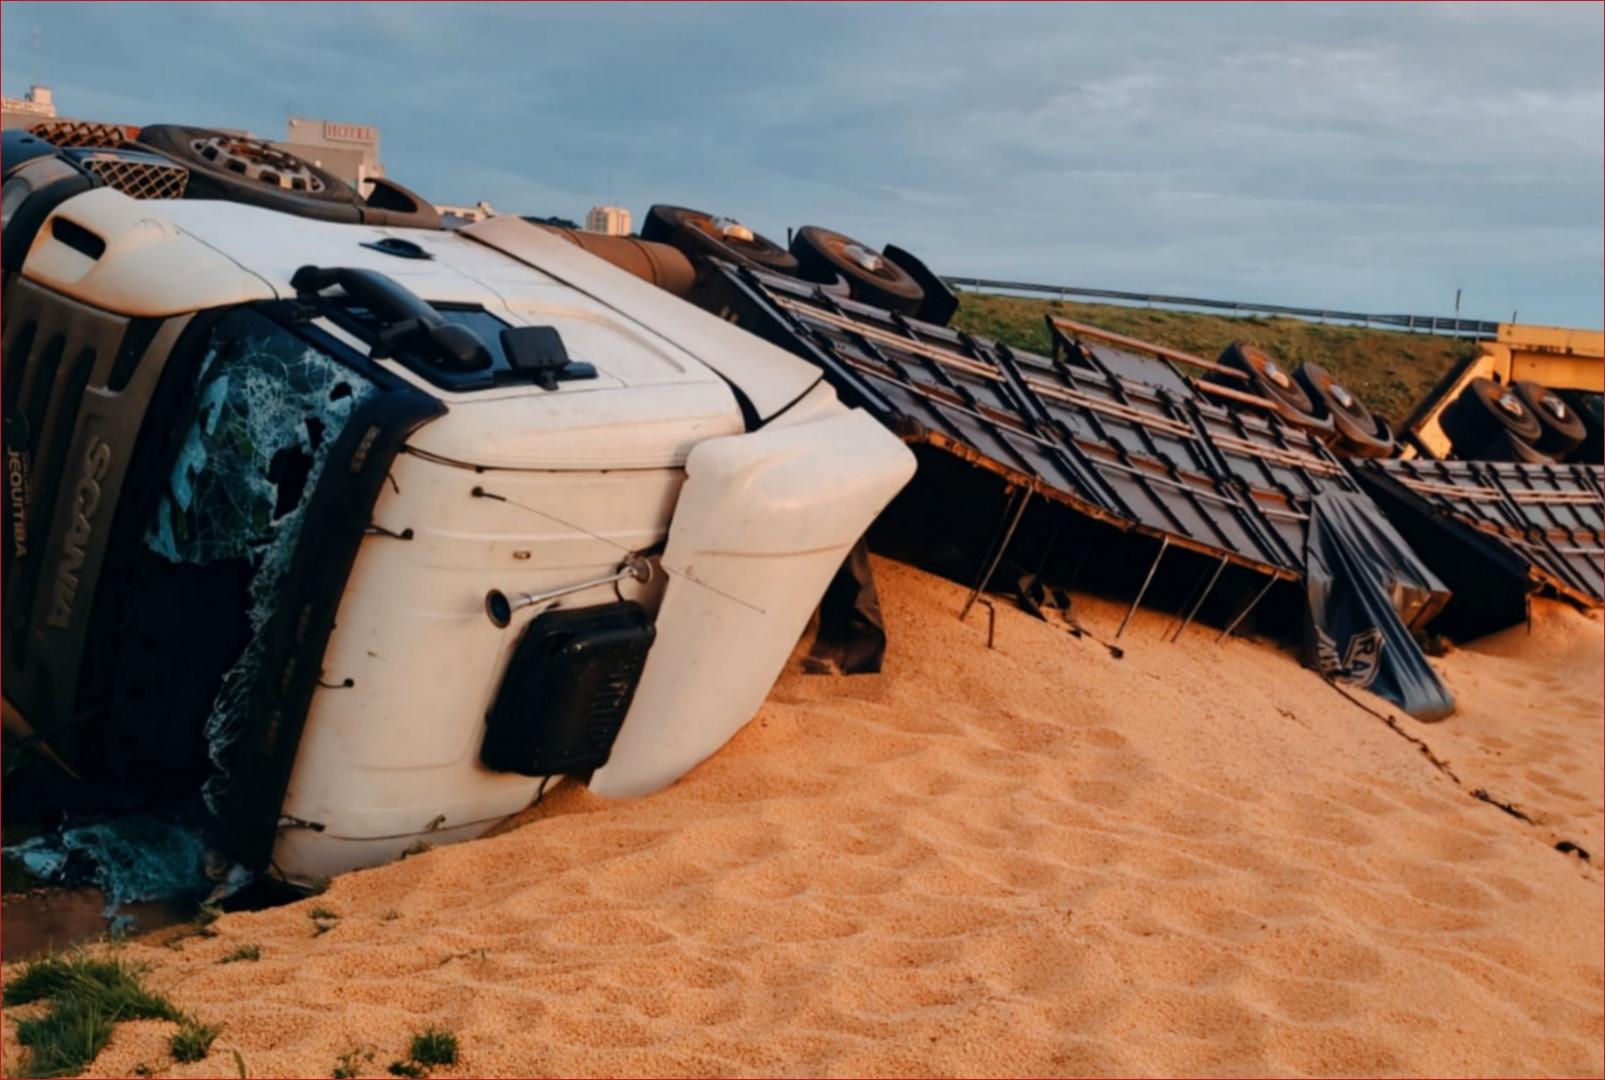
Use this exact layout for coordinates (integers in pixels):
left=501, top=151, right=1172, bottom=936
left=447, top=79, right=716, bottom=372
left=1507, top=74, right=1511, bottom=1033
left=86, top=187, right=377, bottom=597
left=942, top=276, right=1501, bottom=339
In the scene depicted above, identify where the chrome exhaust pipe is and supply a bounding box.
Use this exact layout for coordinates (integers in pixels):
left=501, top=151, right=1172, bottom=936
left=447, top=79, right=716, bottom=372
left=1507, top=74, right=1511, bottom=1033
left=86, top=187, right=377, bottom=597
left=486, top=555, right=653, bottom=628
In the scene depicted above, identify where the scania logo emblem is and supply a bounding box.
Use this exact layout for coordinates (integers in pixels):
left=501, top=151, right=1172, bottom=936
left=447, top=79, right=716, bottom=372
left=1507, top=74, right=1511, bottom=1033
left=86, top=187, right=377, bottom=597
left=45, top=437, right=113, bottom=630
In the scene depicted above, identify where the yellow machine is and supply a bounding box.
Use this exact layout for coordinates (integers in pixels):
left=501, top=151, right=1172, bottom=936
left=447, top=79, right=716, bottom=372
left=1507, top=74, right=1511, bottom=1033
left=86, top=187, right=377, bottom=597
left=1402, top=323, right=1603, bottom=460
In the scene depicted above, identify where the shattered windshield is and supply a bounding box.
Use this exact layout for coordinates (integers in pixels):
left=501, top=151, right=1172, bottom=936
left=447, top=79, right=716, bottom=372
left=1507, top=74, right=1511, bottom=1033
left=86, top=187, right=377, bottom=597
left=144, top=309, right=376, bottom=816
left=5, top=308, right=380, bottom=918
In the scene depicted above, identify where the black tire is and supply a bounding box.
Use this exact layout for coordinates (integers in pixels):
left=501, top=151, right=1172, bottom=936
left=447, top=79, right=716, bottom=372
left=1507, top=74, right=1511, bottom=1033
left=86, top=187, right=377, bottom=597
left=358, top=175, right=442, bottom=230
left=641, top=204, right=799, bottom=276
left=1439, top=377, right=1542, bottom=455
left=812, top=271, right=852, bottom=298
left=1469, top=427, right=1556, bottom=464
left=1214, top=342, right=1335, bottom=439
left=132, top=124, right=362, bottom=223
left=883, top=243, right=959, bottom=326
left=1336, top=412, right=1397, bottom=459
left=790, top=225, right=925, bottom=316
left=1556, top=389, right=1602, bottom=464
left=1511, top=380, right=1586, bottom=456
left=1294, top=362, right=1392, bottom=457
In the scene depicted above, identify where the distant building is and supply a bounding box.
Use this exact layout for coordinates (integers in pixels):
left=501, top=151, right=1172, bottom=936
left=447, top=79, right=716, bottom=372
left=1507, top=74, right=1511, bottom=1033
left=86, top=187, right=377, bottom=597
left=2, top=96, right=386, bottom=193
left=2, top=92, right=587, bottom=229
left=436, top=200, right=498, bottom=229
left=278, top=116, right=383, bottom=189
left=586, top=204, right=632, bottom=236
left=1, top=84, right=56, bottom=121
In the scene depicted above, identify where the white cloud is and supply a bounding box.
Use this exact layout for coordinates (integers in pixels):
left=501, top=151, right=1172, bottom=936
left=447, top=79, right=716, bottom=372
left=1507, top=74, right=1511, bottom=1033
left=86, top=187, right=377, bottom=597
left=2, top=0, right=1599, bottom=323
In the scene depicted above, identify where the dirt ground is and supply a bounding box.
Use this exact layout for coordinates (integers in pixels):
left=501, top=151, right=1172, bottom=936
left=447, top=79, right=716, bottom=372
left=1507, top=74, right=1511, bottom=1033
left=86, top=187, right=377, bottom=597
left=6, top=557, right=1601, bottom=1078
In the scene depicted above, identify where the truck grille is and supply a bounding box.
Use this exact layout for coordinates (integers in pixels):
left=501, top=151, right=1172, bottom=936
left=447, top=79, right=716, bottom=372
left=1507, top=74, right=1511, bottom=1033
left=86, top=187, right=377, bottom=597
left=28, top=119, right=135, bottom=148
left=80, top=155, right=189, bottom=200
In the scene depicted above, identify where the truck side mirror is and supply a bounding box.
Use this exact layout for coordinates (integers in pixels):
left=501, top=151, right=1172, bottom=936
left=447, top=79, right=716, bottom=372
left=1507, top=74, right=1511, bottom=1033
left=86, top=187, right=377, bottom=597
left=501, top=325, right=594, bottom=390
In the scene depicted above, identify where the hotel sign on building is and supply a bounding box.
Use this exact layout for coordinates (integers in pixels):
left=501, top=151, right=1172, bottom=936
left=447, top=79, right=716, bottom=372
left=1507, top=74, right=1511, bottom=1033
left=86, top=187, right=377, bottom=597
left=320, top=120, right=379, bottom=145
left=281, top=115, right=384, bottom=186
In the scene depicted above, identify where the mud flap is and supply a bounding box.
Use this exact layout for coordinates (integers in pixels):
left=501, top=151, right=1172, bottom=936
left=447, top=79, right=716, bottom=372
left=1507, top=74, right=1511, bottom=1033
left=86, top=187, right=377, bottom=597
left=589, top=406, right=915, bottom=798
left=805, top=538, right=888, bottom=675
left=1303, top=490, right=1455, bottom=721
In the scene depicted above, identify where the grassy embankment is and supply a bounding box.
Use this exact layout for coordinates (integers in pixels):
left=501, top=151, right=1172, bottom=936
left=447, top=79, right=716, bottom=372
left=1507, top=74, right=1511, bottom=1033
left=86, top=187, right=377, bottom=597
left=949, top=292, right=1477, bottom=421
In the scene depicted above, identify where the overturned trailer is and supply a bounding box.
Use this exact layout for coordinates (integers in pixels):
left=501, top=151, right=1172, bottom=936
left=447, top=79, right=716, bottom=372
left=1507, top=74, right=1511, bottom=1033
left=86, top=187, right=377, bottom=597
left=1355, top=459, right=1603, bottom=639
left=682, top=261, right=1460, bottom=719
left=624, top=201, right=1599, bottom=670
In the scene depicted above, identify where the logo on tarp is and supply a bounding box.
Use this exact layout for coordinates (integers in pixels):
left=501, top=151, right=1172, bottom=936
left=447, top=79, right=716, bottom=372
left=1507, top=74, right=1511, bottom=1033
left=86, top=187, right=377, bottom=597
left=1315, top=626, right=1384, bottom=689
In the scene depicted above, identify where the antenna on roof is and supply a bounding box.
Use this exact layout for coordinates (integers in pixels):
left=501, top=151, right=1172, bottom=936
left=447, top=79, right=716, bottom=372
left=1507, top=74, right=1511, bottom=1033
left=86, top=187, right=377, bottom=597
left=31, top=28, right=41, bottom=86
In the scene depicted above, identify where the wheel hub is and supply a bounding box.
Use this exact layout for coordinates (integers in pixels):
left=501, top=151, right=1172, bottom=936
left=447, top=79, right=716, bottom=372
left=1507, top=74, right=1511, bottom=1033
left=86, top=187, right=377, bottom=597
left=191, top=135, right=325, bottom=194
left=1540, top=394, right=1569, bottom=421
left=1330, top=383, right=1355, bottom=410
left=711, top=217, right=755, bottom=244
left=1495, top=392, right=1526, bottom=419
left=841, top=242, right=885, bottom=274
left=1261, top=358, right=1292, bottom=390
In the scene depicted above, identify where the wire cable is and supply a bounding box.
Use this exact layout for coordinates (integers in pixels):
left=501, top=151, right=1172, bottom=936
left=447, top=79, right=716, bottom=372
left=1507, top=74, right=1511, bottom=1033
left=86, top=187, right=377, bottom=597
left=472, top=486, right=768, bottom=615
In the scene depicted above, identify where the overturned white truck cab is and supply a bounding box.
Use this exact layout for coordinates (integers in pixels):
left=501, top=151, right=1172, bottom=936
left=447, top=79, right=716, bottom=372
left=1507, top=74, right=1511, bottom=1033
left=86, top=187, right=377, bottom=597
left=2, top=162, right=913, bottom=885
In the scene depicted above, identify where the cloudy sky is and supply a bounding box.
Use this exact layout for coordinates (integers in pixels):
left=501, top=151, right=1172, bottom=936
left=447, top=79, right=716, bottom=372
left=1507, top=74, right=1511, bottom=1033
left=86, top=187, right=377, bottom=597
left=4, top=2, right=1601, bottom=324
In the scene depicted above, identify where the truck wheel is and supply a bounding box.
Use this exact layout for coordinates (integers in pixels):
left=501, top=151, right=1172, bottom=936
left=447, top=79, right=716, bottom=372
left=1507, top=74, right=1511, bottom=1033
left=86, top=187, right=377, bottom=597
left=790, top=226, right=925, bottom=316
left=1294, top=362, right=1392, bottom=457
left=356, top=175, right=442, bottom=229
left=133, top=124, right=362, bottom=223
left=1511, top=380, right=1586, bottom=455
left=1439, top=377, right=1542, bottom=456
left=1336, top=413, right=1397, bottom=459
left=1555, top=389, right=1602, bottom=464
left=1215, top=342, right=1335, bottom=439
left=1472, top=427, right=1556, bottom=464
left=641, top=205, right=799, bottom=275
left=883, top=243, right=959, bottom=326
left=812, top=272, right=852, bottom=298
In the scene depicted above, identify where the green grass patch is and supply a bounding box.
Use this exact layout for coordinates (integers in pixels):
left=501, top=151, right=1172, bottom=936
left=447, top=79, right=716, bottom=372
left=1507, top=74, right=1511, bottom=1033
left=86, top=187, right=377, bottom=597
left=4, top=951, right=187, bottom=1078
left=383, top=1025, right=459, bottom=1077
left=949, top=292, right=1476, bottom=421
left=408, top=1027, right=458, bottom=1068
left=333, top=1044, right=376, bottom=1079
left=309, top=906, right=340, bottom=936
left=218, top=944, right=262, bottom=964
left=171, top=1018, right=221, bottom=1063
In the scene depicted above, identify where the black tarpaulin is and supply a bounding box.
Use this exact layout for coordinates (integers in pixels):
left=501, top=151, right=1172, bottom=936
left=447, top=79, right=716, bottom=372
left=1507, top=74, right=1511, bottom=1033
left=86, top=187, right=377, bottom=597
left=1303, top=490, right=1454, bottom=721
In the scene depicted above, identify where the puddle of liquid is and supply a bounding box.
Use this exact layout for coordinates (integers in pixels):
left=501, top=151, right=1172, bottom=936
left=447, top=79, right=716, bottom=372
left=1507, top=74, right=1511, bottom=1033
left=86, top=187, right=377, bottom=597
left=1, top=888, right=195, bottom=961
